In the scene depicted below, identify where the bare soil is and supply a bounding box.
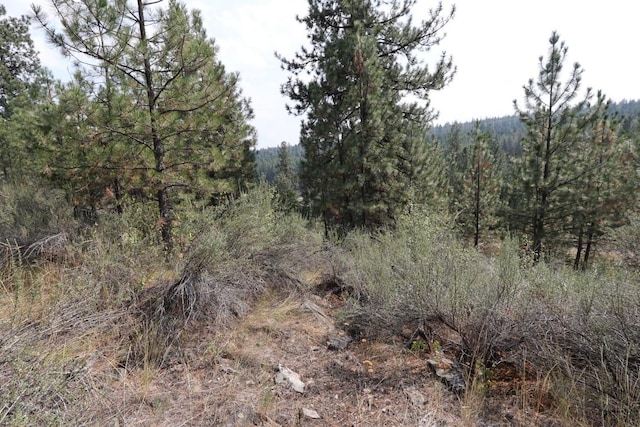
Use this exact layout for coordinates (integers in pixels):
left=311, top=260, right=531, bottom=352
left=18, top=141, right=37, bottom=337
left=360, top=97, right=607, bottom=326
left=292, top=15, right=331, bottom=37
left=79, top=284, right=563, bottom=426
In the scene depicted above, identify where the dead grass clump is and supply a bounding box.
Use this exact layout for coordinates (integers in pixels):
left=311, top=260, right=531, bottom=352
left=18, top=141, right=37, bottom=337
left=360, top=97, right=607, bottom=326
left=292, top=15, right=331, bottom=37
left=127, top=263, right=267, bottom=368
left=0, top=233, right=71, bottom=269
left=0, top=279, right=131, bottom=425
left=126, top=186, right=327, bottom=368
left=523, top=272, right=640, bottom=426
left=165, top=266, right=267, bottom=326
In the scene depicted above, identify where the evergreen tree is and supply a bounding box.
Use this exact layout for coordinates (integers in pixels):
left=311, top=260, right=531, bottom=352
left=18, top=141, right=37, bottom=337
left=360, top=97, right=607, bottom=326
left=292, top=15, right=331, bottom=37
left=512, top=31, right=599, bottom=262
left=569, top=112, right=635, bottom=269
left=274, top=141, right=298, bottom=210
left=459, top=123, right=501, bottom=247
left=34, top=0, right=256, bottom=251
left=279, top=0, right=454, bottom=232
left=0, top=5, right=51, bottom=181
left=0, top=5, right=43, bottom=118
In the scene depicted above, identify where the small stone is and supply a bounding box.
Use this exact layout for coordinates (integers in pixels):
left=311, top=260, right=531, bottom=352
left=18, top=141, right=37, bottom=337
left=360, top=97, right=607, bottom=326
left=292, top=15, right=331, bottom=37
left=275, top=364, right=305, bottom=393
left=301, top=408, right=321, bottom=419
left=219, top=366, right=238, bottom=374
left=427, top=351, right=465, bottom=394
left=404, top=386, right=426, bottom=407
left=327, top=334, right=352, bottom=351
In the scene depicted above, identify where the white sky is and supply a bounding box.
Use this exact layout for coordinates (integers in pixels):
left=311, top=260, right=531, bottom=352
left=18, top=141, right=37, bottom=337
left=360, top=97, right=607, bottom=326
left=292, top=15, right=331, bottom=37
left=6, top=0, right=640, bottom=148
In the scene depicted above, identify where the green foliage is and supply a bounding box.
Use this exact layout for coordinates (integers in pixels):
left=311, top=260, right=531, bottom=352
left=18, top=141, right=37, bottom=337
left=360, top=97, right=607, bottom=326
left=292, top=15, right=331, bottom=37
left=33, top=0, right=257, bottom=250
left=444, top=122, right=503, bottom=246
left=0, top=6, right=53, bottom=181
left=273, top=141, right=299, bottom=211
left=171, top=184, right=324, bottom=285
left=569, top=113, right=636, bottom=269
left=433, top=116, right=526, bottom=156
left=0, top=5, right=43, bottom=119
left=0, top=181, right=74, bottom=240
left=131, top=184, right=326, bottom=366
left=511, top=31, right=623, bottom=263
left=280, top=0, right=455, bottom=232
left=431, top=100, right=640, bottom=157
left=410, top=340, right=427, bottom=351
left=255, top=143, right=303, bottom=183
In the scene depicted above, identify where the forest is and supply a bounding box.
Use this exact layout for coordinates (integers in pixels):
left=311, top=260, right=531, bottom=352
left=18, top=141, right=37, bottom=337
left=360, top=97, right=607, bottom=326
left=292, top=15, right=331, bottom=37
left=1, top=0, right=640, bottom=425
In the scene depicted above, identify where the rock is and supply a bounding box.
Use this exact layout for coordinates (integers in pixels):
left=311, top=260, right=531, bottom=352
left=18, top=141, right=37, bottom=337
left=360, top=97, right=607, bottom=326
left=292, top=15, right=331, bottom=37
left=219, top=365, right=238, bottom=374
left=404, top=386, right=426, bottom=407
left=274, top=364, right=305, bottom=393
left=427, top=351, right=465, bottom=394
left=327, top=334, right=352, bottom=351
left=301, top=408, right=321, bottom=419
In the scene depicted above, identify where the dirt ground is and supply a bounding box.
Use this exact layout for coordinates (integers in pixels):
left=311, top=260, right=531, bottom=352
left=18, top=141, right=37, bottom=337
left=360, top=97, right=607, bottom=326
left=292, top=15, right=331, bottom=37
left=80, top=283, right=563, bottom=427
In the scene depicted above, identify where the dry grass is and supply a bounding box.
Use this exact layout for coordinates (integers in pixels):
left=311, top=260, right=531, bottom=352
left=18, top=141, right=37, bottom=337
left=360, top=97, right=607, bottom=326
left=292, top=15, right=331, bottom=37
left=1, top=186, right=639, bottom=425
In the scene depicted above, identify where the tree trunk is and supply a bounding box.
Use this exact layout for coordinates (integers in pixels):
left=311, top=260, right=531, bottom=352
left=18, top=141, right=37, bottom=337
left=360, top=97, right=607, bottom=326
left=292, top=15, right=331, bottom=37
left=158, top=187, right=173, bottom=254
left=583, top=230, right=594, bottom=270
left=532, top=199, right=545, bottom=264
left=137, top=0, right=172, bottom=252
left=474, top=158, right=481, bottom=248
left=532, top=70, right=555, bottom=264
left=574, top=228, right=583, bottom=270
left=113, top=177, right=124, bottom=214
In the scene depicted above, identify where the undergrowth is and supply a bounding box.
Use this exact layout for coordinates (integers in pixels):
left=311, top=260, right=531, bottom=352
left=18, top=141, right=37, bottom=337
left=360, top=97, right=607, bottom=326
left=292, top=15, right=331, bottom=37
left=0, top=183, right=638, bottom=425
left=335, top=211, right=640, bottom=426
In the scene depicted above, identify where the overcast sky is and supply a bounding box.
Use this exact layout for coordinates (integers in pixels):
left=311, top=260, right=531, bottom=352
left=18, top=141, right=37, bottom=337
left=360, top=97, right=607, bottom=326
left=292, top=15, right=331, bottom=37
left=6, top=0, right=640, bottom=149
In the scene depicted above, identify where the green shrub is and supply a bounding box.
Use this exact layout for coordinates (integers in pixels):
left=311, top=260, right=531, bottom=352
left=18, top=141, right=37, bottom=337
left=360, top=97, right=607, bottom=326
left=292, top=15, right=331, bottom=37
left=336, top=209, right=640, bottom=425
left=0, top=182, right=75, bottom=241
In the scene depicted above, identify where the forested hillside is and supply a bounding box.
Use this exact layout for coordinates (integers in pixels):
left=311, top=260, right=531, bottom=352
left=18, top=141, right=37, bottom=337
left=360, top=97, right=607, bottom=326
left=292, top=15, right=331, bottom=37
left=2, top=1, right=640, bottom=426
left=429, top=98, right=640, bottom=154
left=258, top=99, right=640, bottom=181
left=256, top=143, right=303, bottom=182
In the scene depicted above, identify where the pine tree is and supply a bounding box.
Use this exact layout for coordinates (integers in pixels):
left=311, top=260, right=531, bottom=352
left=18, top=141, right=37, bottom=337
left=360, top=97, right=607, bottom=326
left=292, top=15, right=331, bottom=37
left=274, top=141, right=298, bottom=210
left=570, top=110, right=635, bottom=269
left=279, top=0, right=454, bottom=232
left=459, top=123, right=501, bottom=247
left=34, top=0, right=256, bottom=251
left=513, top=31, right=597, bottom=262
left=0, top=6, right=51, bottom=181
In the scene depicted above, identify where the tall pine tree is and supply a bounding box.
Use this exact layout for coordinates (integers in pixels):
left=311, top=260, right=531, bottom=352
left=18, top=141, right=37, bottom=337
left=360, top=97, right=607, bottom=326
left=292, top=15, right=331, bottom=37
left=34, top=0, right=256, bottom=251
left=279, top=0, right=454, bottom=232
left=0, top=6, right=52, bottom=181
left=460, top=123, right=501, bottom=247
left=513, top=31, right=599, bottom=262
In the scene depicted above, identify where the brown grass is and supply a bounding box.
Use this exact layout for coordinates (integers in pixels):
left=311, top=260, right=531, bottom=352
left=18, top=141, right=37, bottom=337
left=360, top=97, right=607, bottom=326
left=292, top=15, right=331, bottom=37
left=1, top=187, right=638, bottom=425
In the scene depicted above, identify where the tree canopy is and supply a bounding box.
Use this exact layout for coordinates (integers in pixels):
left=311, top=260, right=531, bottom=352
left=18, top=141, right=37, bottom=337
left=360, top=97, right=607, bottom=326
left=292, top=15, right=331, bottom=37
left=33, top=0, right=257, bottom=250
left=279, top=0, right=455, bottom=232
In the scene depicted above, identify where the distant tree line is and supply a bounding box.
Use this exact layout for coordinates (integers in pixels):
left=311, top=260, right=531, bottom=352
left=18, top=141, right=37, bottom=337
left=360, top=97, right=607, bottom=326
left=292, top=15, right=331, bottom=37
left=256, top=143, right=303, bottom=183
left=258, top=98, right=640, bottom=185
